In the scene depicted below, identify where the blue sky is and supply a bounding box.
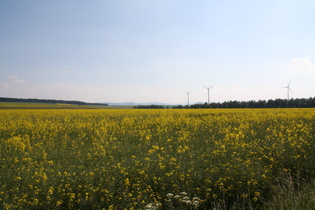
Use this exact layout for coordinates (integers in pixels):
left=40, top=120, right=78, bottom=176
left=1, top=0, right=315, bottom=104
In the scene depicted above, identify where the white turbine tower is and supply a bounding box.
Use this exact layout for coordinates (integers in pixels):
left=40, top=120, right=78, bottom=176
left=282, top=81, right=292, bottom=102
left=204, top=86, right=213, bottom=104
left=184, top=91, right=192, bottom=107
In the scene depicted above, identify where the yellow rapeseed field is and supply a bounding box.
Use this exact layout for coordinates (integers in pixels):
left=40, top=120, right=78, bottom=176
left=1, top=108, right=315, bottom=209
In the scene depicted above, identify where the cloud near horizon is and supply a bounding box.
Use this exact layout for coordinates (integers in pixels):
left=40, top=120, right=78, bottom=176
left=0, top=76, right=102, bottom=102
left=288, top=57, right=315, bottom=73
left=9, top=76, right=27, bottom=84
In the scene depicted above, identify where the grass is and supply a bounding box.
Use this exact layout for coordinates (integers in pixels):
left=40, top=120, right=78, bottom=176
left=262, top=174, right=315, bottom=210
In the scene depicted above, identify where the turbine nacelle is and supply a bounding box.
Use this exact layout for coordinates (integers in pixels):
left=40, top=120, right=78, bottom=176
left=204, top=86, right=213, bottom=89
left=184, top=91, right=192, bottom=107
left=204, top=85, right=213, bottom=104
left=282, top=81, right=292, bottom=102
left=282, top=81, right=292, bottom=91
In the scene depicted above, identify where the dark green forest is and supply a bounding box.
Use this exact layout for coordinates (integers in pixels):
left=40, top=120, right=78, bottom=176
left=2, top=97, right=315, bottom=109
left=173, top=97, right=315, bottom=109
left=133, top=105, right=167, bottom=109
left=0, top=97, right=108, bottom=106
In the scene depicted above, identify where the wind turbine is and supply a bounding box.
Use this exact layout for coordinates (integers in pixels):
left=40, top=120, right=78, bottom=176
left=282, top=81, right=292, bottom=102
left=204, top=86, right=213, bottom=104
left=184, top=91, right=192, bottom=107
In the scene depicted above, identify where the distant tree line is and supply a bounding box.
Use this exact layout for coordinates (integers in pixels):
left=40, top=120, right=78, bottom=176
left=133, top=105, right=166, bottom=109
left=172, top=97, right=315, bottom=109
left=0, top=97, right=108, bottom=106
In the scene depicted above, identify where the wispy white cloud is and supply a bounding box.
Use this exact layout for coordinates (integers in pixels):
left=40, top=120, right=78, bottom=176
left=34, top=82, right=102, bottom=100
left=9, top=76, right=27, bottom=84
left=61, top=70, right=70, bottom=73
left=0, top=76, right=102, bottom=102
left=288, top=57, right=315, bottom=73
left=0, top=83, right=10, bottom=89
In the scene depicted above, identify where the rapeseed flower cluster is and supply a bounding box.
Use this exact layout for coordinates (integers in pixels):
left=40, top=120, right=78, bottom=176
left=0, top=108, right=315, bottom=209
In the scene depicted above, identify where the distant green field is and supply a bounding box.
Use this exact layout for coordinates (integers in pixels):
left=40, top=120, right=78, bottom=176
left=0, top=102, right=133, bottom=109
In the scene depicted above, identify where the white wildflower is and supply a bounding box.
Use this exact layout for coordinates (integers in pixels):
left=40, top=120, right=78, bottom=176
left=145, top=203, right=161, bottom=210
left=192, top=197, right=200, bottom=201
left=182, top=199, right=192, bottom=205
left=182, top=196, right=190, bottom=200
left=193, top=200, right=200, bottom=206
left=174, top=195, right=181, bottom=199
left=166, top=193, right=174, bottom=199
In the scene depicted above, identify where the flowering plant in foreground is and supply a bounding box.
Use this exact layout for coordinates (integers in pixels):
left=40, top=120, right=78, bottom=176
left=0, top=108, right=315, bottom=209
left=145, top=192, right=200, bottom=209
